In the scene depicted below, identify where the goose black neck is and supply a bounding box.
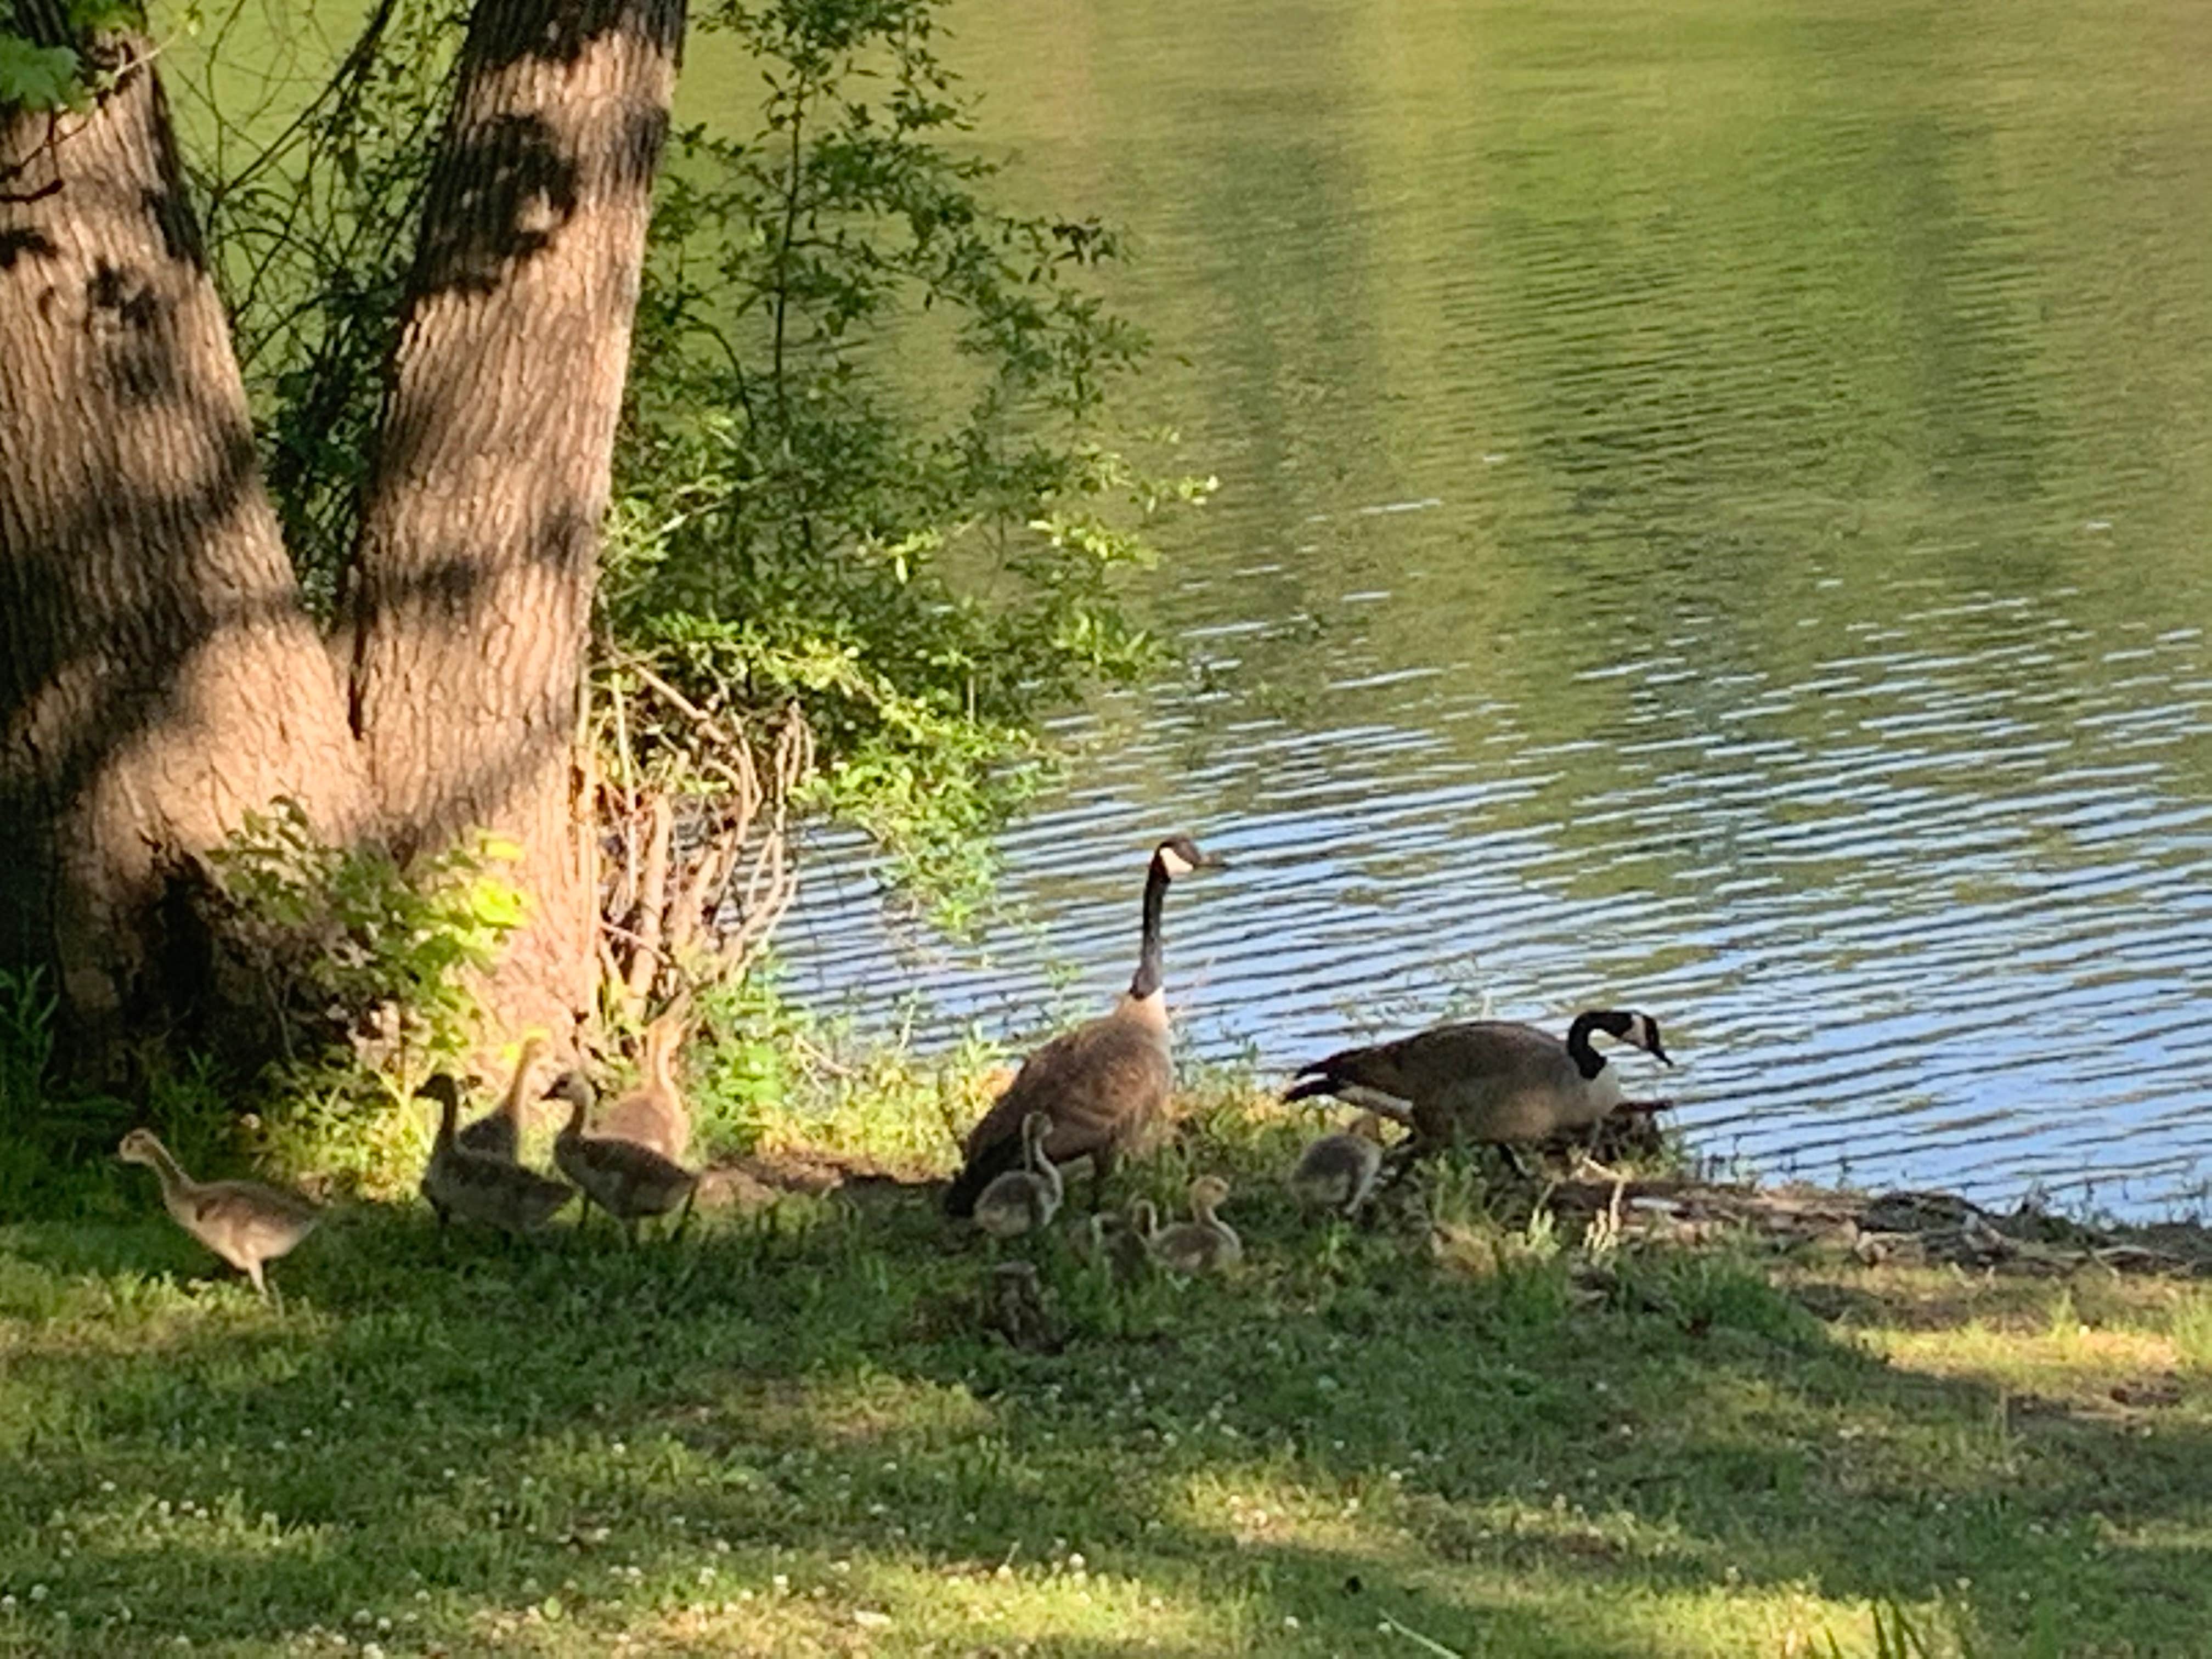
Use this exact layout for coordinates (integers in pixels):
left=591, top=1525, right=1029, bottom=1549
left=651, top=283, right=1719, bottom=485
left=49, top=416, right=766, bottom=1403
left=1564, top=1012, right=1617, bottom=1081
left=1127, top=854, right=1170, bottom=999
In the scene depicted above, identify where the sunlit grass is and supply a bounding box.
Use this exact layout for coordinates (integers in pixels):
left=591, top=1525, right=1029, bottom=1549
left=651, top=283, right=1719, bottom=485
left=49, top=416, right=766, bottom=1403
left=3, top=1094, right=2208, bottom=1656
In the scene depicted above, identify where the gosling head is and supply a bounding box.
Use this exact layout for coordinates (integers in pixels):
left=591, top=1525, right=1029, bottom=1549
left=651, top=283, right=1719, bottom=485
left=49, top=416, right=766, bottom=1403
left=541, top=1069, right=596, bottom=1127
left=414, top=1073, right=466, bottom=1110
left=116, top=1127, right=163, bottom=1167
left=1187, top=1175, right=1232, bottom=1212
left=1153, top=835, right=1229, bottom=879
left=1125, top=1197, right=1160, bottom=1237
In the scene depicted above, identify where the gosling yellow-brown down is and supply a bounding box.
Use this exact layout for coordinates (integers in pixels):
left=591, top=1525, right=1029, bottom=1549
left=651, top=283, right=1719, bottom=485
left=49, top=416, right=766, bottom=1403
left=117, top=1129, right=320, bottom=1299
left=419, top=1074, right=576, bottom=1234
left=598, top=1012, right=691, bottom=1163
left=546, top=1070, right=698, bottom=1240
left=972, top=1111, right=1064, bottom=1239
left=1289, top=1112, right=1386, bottom=1215
left=1149, top=1175, right=1241, bottom=1274
left=456, top=1035, right=553, bottom=1163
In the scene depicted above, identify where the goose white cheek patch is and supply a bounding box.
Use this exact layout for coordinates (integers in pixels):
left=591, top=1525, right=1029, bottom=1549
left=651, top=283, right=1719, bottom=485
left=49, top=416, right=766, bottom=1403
left=1157, top=845, right=1195, bottom=877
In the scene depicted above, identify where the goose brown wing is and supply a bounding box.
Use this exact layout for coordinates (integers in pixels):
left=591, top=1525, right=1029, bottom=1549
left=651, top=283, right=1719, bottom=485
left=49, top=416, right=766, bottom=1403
left=994, top=1020, right=1168, bottom=1155
left=1348, top=1022, right=1562, bottom=1086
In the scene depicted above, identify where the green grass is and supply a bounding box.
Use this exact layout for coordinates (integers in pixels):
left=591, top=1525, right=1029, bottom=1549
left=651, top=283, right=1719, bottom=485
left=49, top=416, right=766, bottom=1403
left=3, top=1098, right=2209, bottom=1658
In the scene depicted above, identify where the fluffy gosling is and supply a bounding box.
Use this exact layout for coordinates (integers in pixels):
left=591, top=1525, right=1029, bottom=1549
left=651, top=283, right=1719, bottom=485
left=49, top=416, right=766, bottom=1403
left=972, top=1111, right=1063, bottom=1240
left=1289, top=1112, right=1386, bottom=1216
left=546, top=1070, right=698, bottom=1242
left=597, top=1012, right=691, bottom=1163
left=419, top=1074, right=576, bottom=1234
left=456, top=1035, right=553, bottom=1163
left=117, top=1128, right=320, bottom=1300
left=1149, top=1175, right=1241, bottom=1274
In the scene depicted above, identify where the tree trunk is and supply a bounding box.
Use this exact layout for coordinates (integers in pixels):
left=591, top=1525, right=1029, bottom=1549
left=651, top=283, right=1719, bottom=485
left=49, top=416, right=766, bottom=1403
left=0, top=31, right=364, bottom=1075
left=346, top=0, right=684, bottom=1051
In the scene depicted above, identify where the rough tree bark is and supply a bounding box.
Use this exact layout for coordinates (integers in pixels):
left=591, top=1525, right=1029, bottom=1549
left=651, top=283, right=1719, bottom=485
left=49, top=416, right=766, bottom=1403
left=346, top=0, right=685, bottom=1050
left=0, top=25, right=364, bottom=1075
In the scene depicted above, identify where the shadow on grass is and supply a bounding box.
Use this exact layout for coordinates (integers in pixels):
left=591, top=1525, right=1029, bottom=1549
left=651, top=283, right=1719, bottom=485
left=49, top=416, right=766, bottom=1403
left=2, top=1171, right=2208, bottom=1657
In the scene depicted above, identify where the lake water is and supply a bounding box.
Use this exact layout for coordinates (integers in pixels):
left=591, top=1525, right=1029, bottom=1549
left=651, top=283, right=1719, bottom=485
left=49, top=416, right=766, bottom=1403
left=767, top=0, right=2212, bottom=1216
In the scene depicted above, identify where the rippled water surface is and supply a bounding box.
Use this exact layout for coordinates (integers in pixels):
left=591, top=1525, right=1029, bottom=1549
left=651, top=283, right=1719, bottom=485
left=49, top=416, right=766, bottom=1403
left=762, top=0, right=2212, bottom=1212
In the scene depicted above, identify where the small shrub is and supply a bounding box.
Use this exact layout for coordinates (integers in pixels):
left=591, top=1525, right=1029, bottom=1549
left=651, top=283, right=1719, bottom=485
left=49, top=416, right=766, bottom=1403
left=199, top=798, right=524, bottom=1189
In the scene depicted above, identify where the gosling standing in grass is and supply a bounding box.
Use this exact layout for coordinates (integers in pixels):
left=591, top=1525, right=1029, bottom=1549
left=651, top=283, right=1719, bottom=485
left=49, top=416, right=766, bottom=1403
left=1149, top=1176, right=1241, bottom=1274
left=419, top=1074, right=577, bottom=1235
left=1290, top=1113, right=1386, bottom=1216
left=546, top=1070, right=699, bottom=1242
left=597, top=1012, right=691, bottom=1163
left=456, top=1035, right=552, bottom=1162
left=117, top=1129, right=320, bottom=1301
left=1072, top=1196, right=1160, bottom=1284
left=944, top=836, right=1227, bottom=1218
left=971, top=1111, right=1064, bottom=1240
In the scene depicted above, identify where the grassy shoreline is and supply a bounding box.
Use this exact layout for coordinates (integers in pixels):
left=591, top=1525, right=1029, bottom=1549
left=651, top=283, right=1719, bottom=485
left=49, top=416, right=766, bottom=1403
left=3, top=1091, right=2208, bottom=1658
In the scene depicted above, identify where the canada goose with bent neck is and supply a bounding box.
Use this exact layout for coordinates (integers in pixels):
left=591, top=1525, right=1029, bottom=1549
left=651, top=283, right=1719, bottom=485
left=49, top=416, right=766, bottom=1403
left=943, top=836, right=1227, bottom=1218
left=1283, top=1010, right=1672, bottom=1153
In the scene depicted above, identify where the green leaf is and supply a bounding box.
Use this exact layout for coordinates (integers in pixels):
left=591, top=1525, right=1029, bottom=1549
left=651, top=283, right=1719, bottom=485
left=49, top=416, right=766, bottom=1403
left=0, top=36, right=85, bottom=111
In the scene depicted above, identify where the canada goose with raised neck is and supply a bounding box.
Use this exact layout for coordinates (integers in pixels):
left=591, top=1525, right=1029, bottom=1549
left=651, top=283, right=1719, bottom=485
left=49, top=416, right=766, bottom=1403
left=1283, top=1011, right=1671, bottom=1154
left=546, top=1070, right=698, bottom=1240
left=1290, top=1113, right=1387, bottom=1215
left=118, top=1128, right=320, bottom=1299
left=598, top=1013, right=690, bottom=1162
left=972, top=1111, right=1064, bottom=1239
left=944, top=836, right=1227, bottom=1218
left=457, top=1035, right=553, bottom=1163
left=419, top=1074, right=576, bottom=1234
left=1148, top=1176, right=1240, bottom=1274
